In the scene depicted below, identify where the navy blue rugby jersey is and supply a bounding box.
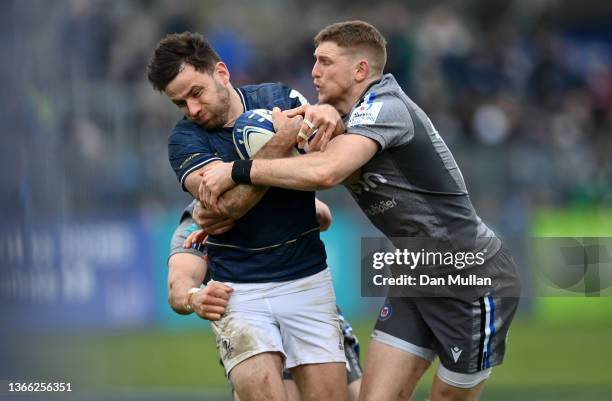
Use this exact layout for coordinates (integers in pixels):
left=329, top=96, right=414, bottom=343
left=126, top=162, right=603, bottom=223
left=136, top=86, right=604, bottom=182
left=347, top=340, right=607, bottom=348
left=168, top=83, right=326, bottom=283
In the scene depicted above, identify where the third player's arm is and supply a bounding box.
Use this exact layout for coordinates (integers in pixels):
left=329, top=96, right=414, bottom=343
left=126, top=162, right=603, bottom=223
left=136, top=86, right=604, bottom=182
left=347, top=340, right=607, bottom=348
left=167, top=253, right=207, bottom=315
left=250, top=134, right=379, bottom=191
left=168, top=253, right=232, bottom=320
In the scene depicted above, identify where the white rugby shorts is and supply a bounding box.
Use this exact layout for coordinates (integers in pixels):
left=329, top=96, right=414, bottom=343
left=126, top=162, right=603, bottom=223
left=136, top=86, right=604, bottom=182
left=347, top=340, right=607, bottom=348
left=210, top=268, right=346, bottom=374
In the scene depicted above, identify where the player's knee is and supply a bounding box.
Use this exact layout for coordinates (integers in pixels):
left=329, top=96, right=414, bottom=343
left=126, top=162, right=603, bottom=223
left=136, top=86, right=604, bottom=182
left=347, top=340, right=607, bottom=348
left=432, top=365, right=490, bottom=401
left=232, top=367, right=285, bottom=401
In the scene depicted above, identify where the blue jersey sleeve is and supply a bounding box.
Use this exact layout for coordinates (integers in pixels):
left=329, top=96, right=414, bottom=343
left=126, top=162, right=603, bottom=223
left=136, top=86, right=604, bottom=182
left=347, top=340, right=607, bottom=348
left=286, top=86, right=309, bottom=108
left=168, top=120, right=221, bottom=191
left=240, top=83, right=309, bottom=112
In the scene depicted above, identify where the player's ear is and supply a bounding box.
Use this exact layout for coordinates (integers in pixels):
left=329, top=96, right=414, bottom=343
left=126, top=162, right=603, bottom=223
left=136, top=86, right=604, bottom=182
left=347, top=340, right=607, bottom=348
left=355, top=58, right=370, bottom=82
left=214, top=62, right=231, bottom=85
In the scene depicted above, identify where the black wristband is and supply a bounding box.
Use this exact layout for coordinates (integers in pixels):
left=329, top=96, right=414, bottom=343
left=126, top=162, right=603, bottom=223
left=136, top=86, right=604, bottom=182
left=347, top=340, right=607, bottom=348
left=231, top=159, right=253, bottom=185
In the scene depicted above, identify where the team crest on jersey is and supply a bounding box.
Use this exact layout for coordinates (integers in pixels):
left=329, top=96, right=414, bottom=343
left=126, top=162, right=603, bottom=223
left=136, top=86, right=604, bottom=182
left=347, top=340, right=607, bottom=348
left=378, top=304, right=392, bottom=321
left=348, top=100, right=383, bottom=127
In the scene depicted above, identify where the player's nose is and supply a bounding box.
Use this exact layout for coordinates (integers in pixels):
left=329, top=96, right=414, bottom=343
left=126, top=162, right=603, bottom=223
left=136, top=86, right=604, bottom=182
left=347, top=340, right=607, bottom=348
left=312, top=62, right=321, bottom=79
left=186, top=98, right=201, bottom=118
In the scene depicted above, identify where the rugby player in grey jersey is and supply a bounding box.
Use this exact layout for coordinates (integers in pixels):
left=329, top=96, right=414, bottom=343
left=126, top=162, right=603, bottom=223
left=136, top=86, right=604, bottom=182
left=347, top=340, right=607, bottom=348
left=198, top=21, right=520, bottom=401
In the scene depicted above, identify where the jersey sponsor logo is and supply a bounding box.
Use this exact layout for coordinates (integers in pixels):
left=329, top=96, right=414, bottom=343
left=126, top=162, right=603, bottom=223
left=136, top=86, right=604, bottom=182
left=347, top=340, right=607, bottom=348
left=179, top=153, right=202, bottom=170
left=378, top=304, right=392, bottom=321
left=451, top=346, right=463, bottom=363
left=365, top=198, right=398, bottom=216
left=347, top=101, right=383, bottom=127
left=349, top=172, right=388, bottom=195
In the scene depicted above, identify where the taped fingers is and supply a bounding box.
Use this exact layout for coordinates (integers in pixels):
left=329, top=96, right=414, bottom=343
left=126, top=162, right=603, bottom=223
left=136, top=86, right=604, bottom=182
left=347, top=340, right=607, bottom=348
left=303, top=118, right=316, bottom=130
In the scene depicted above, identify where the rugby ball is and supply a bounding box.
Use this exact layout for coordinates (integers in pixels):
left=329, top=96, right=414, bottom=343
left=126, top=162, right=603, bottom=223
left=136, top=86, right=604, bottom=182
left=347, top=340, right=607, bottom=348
left=232, top=109, right=304, bottom=159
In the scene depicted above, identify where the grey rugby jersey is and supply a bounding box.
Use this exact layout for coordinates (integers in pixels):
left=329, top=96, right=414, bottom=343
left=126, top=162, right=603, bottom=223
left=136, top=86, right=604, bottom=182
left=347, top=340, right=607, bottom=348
left=343, top=74, right=500, bottom=260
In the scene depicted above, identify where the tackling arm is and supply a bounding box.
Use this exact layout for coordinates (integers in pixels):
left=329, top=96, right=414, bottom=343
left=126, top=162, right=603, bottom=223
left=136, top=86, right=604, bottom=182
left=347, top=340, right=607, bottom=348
left=250, top=134, right=379, bottom=191
left=213, top=128, right=297, bottom=218
left=195, top=114, right=301, bottom=217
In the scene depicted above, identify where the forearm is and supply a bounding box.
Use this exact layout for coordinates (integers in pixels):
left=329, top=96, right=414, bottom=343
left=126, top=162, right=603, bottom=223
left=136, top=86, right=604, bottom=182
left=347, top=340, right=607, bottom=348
left=253, top=127, right=297, bottom=159
left=167, top=254, right=206, bottom=314
left=168, top=279, right=198, bottom=315
left=211, top=129, right=295, bottom=217
left=216, top=184, right=267, bottom=220
left=251, top=134, right=379, bottom=191
left=250, top=152, right=341, bottom=191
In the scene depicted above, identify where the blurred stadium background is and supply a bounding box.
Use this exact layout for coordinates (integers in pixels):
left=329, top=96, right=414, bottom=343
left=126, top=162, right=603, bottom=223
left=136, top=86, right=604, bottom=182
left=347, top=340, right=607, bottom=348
left=1, top=0, right=611, bottom=400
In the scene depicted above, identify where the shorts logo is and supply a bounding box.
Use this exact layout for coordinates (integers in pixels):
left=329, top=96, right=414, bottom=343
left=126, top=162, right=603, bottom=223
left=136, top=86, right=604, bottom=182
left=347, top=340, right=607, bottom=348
left=451, top=346, right=463, bottom=363
left=378, top=305, right=392, bottom=321
left=221, top=337, right=234, bottom=359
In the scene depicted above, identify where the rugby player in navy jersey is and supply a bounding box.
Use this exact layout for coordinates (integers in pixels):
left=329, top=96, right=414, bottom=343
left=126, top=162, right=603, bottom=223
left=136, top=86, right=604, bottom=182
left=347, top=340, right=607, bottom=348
left=199, top=21, right=521, bottom=401
left=147, top=32, right=348, bottom=401
left=169, top=200, right=362, bottom=401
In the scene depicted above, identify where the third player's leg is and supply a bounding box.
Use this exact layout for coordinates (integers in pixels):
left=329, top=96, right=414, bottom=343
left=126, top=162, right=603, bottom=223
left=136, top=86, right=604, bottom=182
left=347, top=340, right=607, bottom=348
left=359, top=340, right=430, bottom=401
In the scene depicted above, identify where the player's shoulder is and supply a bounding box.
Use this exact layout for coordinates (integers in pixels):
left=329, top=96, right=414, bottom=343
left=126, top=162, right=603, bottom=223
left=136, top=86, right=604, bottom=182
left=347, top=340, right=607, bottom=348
left=356, top=74, right=415, bottom=123
left=363, top=74, right=405, bottom=104
left=170, top=117, right=196, bottom=136
left=172, top=117, right=201, bottom=134
left=240, top=82, right=304, bottom=110
left=240, top=82, right=290, bottom=99
left=169, top=118, right=208, bottom=143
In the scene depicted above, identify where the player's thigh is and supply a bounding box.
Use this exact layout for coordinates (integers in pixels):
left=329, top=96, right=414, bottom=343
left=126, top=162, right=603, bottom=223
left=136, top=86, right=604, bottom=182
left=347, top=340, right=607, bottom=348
left=430, top=373, right=487, bottom=401
left=360, top=298, right=436, bottom=401
left=281, top=317, right=361, bottom=401
left=360, top=340, right=431, bottom=401
left=229, top=352, right=287, bottom=401
left=290, top=362, right=347, bottom=401
left=417, top=261, right=519, bottom=374
left=272, top=270, right=346, bottom=369
left=211, top=298, right=285, bottom=375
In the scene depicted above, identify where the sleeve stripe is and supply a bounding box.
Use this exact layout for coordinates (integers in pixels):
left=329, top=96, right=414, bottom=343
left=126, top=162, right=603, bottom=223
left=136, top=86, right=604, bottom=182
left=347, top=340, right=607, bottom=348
left=236, top=87, right=247, bottom=111
left=179, top=157, right=222, bottom=190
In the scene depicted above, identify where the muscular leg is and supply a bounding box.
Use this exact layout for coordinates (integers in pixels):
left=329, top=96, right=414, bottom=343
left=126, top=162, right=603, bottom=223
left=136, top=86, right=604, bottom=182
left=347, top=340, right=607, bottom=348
left=429, top=374, right=486, bottom=401
left=290, top=362, right=347, bottom=401
left=359, top=340, right=431, bottom=401
left=229, top=352, right=287, bottom=401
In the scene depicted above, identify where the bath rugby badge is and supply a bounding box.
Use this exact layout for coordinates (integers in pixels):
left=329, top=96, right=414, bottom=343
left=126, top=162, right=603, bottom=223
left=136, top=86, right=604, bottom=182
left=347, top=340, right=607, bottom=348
left=378, top=304, right=392, bottom=321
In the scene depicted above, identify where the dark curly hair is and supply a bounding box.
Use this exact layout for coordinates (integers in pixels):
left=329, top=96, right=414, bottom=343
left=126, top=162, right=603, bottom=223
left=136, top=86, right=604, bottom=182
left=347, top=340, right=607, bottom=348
left=147, top=32, right=221, bottom=92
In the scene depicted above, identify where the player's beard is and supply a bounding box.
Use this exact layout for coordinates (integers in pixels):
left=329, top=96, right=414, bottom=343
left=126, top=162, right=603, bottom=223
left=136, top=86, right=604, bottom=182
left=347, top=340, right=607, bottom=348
left=199, top=80, right=231, bottom=130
